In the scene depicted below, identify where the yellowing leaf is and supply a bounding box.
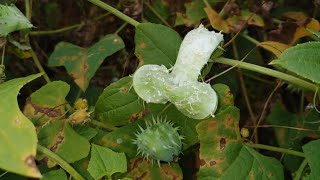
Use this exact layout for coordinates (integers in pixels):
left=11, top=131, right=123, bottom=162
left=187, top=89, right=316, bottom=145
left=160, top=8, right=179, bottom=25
left=258, top=41, right=291, bottom=57
left=283, top=11, right=320, bottom=44
left=292, top=19, right=320, bottom=44
left=48, top=34, right=124, bottom=91
left=205, top=8, right=264, bottom=33
left=204, top=7, right=230, bottom=33
left=7, top=46, right=32, bottom=59
left=0, top=74, right=42, bottom=178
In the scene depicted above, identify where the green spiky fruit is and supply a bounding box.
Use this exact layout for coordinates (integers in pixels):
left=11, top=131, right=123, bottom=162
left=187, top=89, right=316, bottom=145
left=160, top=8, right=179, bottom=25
left=133, top=117, right=183, bottom=163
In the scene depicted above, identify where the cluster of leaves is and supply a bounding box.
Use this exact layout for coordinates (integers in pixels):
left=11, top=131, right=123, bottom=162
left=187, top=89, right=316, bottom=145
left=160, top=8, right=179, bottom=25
left=0, top=0, right=320, bottom=180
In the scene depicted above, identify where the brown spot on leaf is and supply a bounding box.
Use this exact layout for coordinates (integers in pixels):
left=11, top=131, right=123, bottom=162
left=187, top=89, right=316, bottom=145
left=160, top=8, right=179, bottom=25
left=139, top=42, right=146, bottom=49
left=200, top=159, right=206, bottom=166
left=130, top=109, right=150, bottom=123
left=209, top=160, right=216, bottom=166
left=208, top=121, right=217, bottom=132
left=26, top=97, right=62, bottom=118
left=82, top=160, right=89, bottom=168
left=119, top=87, right=129, bottom=93
left=131, top=158, right=144, bottom=169
left=224, top=115, right=233, bottom=126
left=59, top=56, right=67, bottom=64
left=160, top=165, right=182, bottom=180
left=24, top=155, right=37, bottom=168
left=97, top=139, right=106, bottom=145
left=83, top=61, right=89, bottom=71
left=220, top=137, right=226, bottom=151
left=70, top=56, right=77, bottom=61
left=137, top=172, right=148, bottom=180
left=223, top=90, right=232, bottom=104
left=50, top=133, right=64, bottom=152
left=98, top=45, right=105, bottom=51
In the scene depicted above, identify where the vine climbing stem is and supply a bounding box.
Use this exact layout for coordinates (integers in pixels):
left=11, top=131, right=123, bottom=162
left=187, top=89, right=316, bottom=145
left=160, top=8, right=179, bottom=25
left=214, top=57, right=318, bottom=92
left=37, top=145, right=85, bottom=180
left=245, top=143, right=305, bottom=157
left=25, top=0, right=51, bottom=83
left=87, top=0, right=140, bottom=27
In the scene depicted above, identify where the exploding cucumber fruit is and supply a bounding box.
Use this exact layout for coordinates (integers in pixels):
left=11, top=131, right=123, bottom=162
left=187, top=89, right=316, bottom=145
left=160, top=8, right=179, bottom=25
left=133, top=117, right=183, bottom=164
left=132, top=24, right=223, bottom=119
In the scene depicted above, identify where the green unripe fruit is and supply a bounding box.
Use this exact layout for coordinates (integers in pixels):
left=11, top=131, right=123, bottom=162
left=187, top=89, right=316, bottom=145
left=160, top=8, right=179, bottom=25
left=133, top=117, right=183, bottom=163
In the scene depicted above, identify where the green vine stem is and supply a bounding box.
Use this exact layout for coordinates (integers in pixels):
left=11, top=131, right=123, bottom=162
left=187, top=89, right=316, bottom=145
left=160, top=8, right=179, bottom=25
left=37, top=145, right=85, bottom=180
left=30, top=12, right=111, bottom=36
left=245, top=143, right=305, bottom=157
left=294, top=158, right=308, bottom=180
left=115, top=22, right=128, bottom=34
left=87, top=0, right=140, bottom=27
left=232, top=35, right=258, bottom=143
left=30, top=24, right=81, bottom=36
left=25, top=0, right=51, bottom=83
left=144, top=2, right=171, bottom=27
left=214, top=57, right=318, bottom=92
left=240, top=33, right=260, bottom=45
left=30, top=49, right=51, bottom=83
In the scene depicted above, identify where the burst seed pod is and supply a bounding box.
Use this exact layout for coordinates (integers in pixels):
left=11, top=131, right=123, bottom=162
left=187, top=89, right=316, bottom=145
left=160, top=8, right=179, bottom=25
left=132, top=25, right=223, bottom=119
left=133, top=117, right=183, bottom=164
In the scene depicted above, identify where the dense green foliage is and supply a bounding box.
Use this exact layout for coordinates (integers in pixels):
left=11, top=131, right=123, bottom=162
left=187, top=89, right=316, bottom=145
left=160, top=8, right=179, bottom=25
left=0, top=0, right=320, bottom=179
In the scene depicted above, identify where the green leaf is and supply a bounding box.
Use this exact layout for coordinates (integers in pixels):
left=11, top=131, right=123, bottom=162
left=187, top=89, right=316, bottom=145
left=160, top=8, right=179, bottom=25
left=0, top=4, right=33, bottom=36
left=96, top=83, right=234, bottom=158
left=72, top=157, right=94, bottom=180
left=42, top=169, right=67, bottom=180
left=135, top=23, right=182, bottom=68
left=88, top=144, right=127, bottom=180
left=266, top=103, right=320, bottom=171
left=197, top=106, right=284, bottom=179
left=38, top=121, right=91, bottom=164
left=96, top=118, right=142, bottom=159
left=144, top=0, right=169, bottom=24
left=270, top=42, right=320, bottom=84
left=23, top=81, right=70, bottom=127
left=95, top=77, right=145, bottom=126
left=0, top=73, right=42, bottom=178
left=48, top=34, right=125, bottom=91
left=302, top=139, right=320, bottom=180
left=126, top=158, right=182, bottom=179
left=185, top=0, right=206, bottom=25
left=73, top=125, right=98, bottom=140
left=212, top=84, right=234, bottom=113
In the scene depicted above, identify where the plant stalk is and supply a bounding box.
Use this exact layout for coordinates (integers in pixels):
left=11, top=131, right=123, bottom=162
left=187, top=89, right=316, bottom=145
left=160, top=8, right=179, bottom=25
left=294, top=158, right=308, bottom=180
left=37, top=145, right=85, bottom=180
left=214, top=57, right=318, bottom=92
left=87, top=0, right=140, bottom=27
left=245, top=143, right=305, bottom=157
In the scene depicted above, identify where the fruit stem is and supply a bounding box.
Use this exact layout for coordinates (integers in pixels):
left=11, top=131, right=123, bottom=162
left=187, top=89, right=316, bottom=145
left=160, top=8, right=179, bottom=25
left=37, top=145, right=85, bottom=180
left=87, top=0, right=140, bottom=27
left=214, top=57, right=318, bottom=92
